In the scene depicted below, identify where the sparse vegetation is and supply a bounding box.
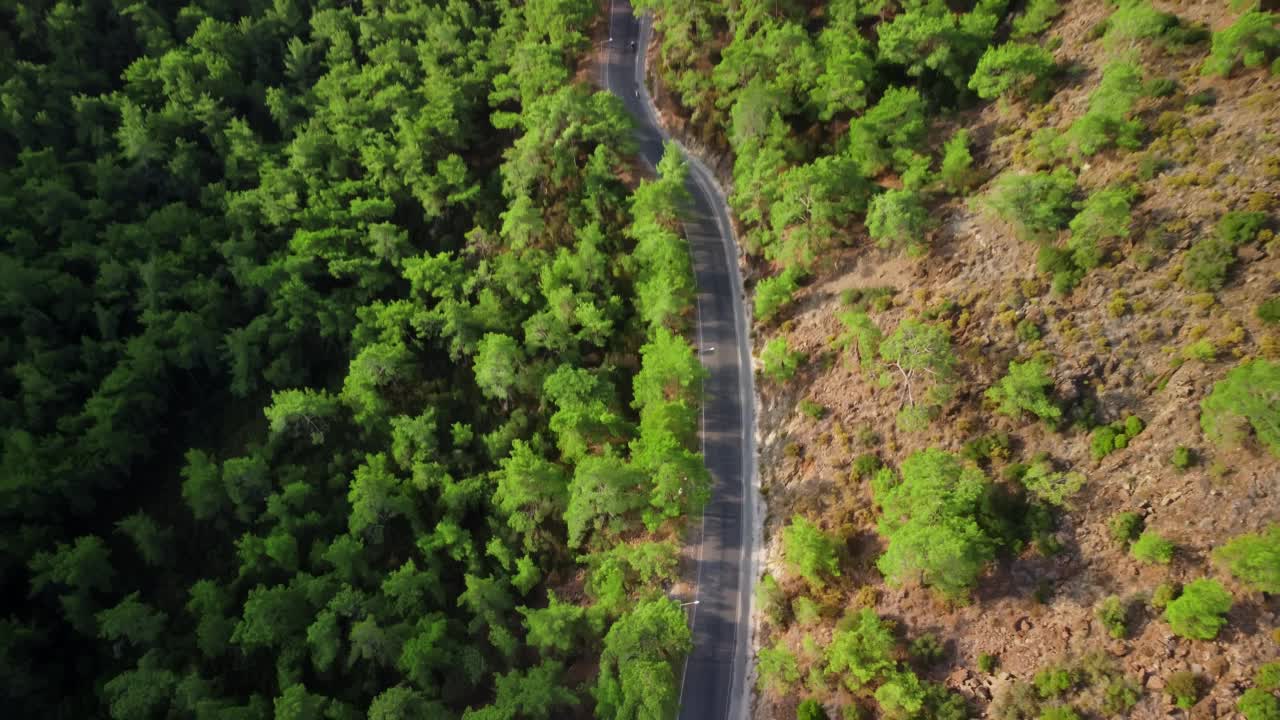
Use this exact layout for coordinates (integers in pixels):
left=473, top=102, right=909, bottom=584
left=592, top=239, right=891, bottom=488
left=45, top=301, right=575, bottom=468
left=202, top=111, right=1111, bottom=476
left=1096, top=595, right=1129, bottom=639
left=1166, top=670, right=1201, bottom=710
left=762, top=337, right=806, bottom=383
left=1109, top=511, right=1144, bottom=545
left=1203, top=11, right=1280, bottom=78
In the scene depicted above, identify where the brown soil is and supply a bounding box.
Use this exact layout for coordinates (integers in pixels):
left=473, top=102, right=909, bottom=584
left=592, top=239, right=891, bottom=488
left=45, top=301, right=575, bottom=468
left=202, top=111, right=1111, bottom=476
left=742, top=3, right=1280, bottom=719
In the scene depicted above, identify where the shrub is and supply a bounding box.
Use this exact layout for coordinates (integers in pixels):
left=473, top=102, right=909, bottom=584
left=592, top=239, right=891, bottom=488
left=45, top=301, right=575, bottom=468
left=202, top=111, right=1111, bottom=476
left=852, top=453, right=883, bottom=480
left=1259, top=297, right=1280, bottom=325
left=1034, top=665, right=1078, bottom=698
left=1106, top=1, right=1205, bottom=49
left=800, top=400, right=827, bottom=420
left=986, top=168, right=1078, bottom=239
left=797, top=699, right=829, bottom=720
left=793, top=596, right=824, bottom=626
left=867, top=189, right=930, bottom=256
left=825, top=609, right=896, bottom=690
left=1109, top=512, right=1144, bottom=545
left=986, top=360, right=1062, bottom=423
left=1214, top=524, right=1280, bottom=593
left=1258, top=662, right=1280, bottom=692
left=1131, top=530, right=1175, bottom=564
left=969, top=43, right=1056, bottom=99
left=1013, top=0, right=1063, bottom=38
left=1203, top=11, right=1280, bottom=77
left=1103, top=677, right=1141, bottom=714
left=1068, top=62, right=1144, bottom=156
left=756, top=269, right=801, bottom=323
left=910, top=633, right=945, bottom=665
left=1166, top=670, right=1201, bottom=710
left=1200, top=359, right=1280, bottom=456
left=783, top=516, right=841, bottom=588
left=1020, top=458, right=1085, bottom=508
left=757, top=641, right=801, bottom=693
left=1219, top=211, right=1270, bottom=246
left=1180, top=236, right=1236, bottom=292
left=1171, top=445, right=1195, bottom=470
left=1038, top=707, right=1080, bottom=720
left=762, top=337, right=805, bottom=383
left=960, top=432, right=1012, bottom=465
left=1238, top=688, right=1280, bottom=720
left=979, top=653, right=998, bottom=673
left=1164, top=578, right=1232, bottom=640
left=1097, top=595, right=1129, bottom=639
left=1091, top=416, right=1145, bottom=460
left=1067, top=187, right=1134, bottom=270
left=1151, top=582, right=1179, bottom=609
left=940, top=129, right=976, bottom=194
left=1016, top=318, right=1041, bottom=342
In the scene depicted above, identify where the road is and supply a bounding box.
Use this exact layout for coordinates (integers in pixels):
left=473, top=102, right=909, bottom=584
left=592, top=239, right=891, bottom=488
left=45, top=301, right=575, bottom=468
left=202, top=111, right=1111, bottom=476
left=602, top=4, right=760, bottom=720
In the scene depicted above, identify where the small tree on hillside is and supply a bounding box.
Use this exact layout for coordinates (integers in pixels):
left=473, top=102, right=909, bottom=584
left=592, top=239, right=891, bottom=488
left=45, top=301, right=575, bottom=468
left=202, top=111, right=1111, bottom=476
left=1214, top=524, right=1280, bottom=593
left=867, top=189, right=930, bottom=256
left=1201, top=359, right=1280, bottom=456
left=985, top=360, right=1061, bottom=423
left=874, top=449, right=998, bottom=598
left=782, top=516, right=841, bottom=589
left=1164, top=579, right=1232, bottom=640
left=968, top=42, right=1056, bottom=100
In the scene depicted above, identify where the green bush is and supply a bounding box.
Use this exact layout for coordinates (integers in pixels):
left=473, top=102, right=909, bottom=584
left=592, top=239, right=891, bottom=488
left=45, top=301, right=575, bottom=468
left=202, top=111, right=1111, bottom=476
left=756, top=269, right=801, bottom=323
left=1258, top=297, right=1280, bottom=324
left=852, top=453, right=883, bottom=480
left=1034, top=665, right=1078, bottom=698
left=1020, top=458, right=1085, bottom=508
left=979, top=653, right=998, bottom=673
left=986, top=360, right=1062, bottom=423
left=867, top=189, right=930, bottom=256
left=1106, top=1, right=1206, bottom=50
left=1067, top=186, right=1134, bottom=271
left=1102, top=677, right=1141, bottom=715
left=1180, top=237, right=1234, bottom=292
left=1201, top=359, right=1280, bottom=456
left=792, top=596, right=824, bottom=627
left=969, top=43, right=1056, bottom=99
left=1238, top=688, right=1280, bottom=720
left=1091, top=416, right=1145, bottom=460
left=1131, top=530, right=1175, bottom=564
left=762, top=337, right=805, bottom=383
left=1151, top=582, right=1179, bottom=609
left=1109, top=511, right=1144, bottom=545
left=800, top=399, right=827, bottom=420
left=1097, top=595, right=1128, bottom=639
left=783, top=516, right=841, bottom=588
left=1203, top=11, right=1280, bottom=77
left=910, top=633, right=945, bottom=665
left=825, top=609, right=896, bottom=690
left=960, top=432, right=1012, bottom=465
left=1016, top=318, right=1041, bottom=342
left=1068, top=61, right=1145, bottom=156
left=1257, top=662, right=1280, bottom=692
left=940, top=129, right=976, bottom=194
left=1171, top=445, right=1195, bottom=470
left=797, top=699, right=829, bottom=720
left=985, top=168, right=1077, bottom=239
left=1182, top=212, right=1270, bottom=292
left=1164, top=578, right=1232, bottom=640
left=756, top=573, right=787, bottom=624
left=758, top=641, right=801, bottom=693
left=1038, top=706, right=1080, bottom=720
left=1166, top=670, right=1201, bottom=710
left=1214, top=524, right=1280, bottom=593
left=1013, top=0, right=1063, bottom=38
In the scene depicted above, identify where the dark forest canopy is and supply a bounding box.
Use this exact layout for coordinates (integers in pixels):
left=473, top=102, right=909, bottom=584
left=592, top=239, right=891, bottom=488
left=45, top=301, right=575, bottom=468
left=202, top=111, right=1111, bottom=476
left=0, top=1, right=705, bottom=717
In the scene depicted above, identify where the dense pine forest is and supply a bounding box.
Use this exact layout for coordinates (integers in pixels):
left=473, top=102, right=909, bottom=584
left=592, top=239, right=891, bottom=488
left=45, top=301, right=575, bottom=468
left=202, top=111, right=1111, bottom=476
left=1, top=1, right=708, bottom=718
left=633, top=0, right=1280, bottom=719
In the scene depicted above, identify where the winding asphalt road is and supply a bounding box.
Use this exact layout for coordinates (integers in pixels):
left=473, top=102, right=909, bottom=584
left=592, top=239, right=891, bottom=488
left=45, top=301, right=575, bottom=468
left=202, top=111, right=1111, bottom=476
left=602, top=4, right=760, bottom=720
